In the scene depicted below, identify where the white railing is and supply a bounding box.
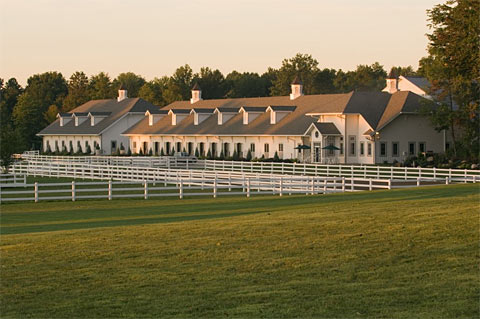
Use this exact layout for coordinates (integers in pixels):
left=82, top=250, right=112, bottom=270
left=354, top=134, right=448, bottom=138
left=0, top=173, right=27, bottom=186
left=0, top=175, right=390, bottom=203
left=18, top=155, right=479, bottom=182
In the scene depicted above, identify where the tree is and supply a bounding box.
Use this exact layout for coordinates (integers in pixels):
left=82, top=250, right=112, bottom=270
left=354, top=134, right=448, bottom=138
left=12, top=72, right=67, bottom=150
left=270, top=53, right=320, bottom=96
left=0, top=128, right=19, bottom=172
left=89, top=72, right=115, bottom=99
left=163, top=65, right=194, bottom=104
left=113, top=72, right=146, bottom=98
left=193, top=67, right=228, bottom=99
left=421, top=0, right=480, bottom=159
left=0, top=78, right=23, bottom=128
left=313, top=68, right=337, bottom=94
left=63, top=71, right=90, bottom=111
left=388, top=66, right=417, bottom=77
left=225, top=71, right=270, bottom=98
left=139, top=77, right=169, bottom=106
left=44, top=105, right=59, bottom=123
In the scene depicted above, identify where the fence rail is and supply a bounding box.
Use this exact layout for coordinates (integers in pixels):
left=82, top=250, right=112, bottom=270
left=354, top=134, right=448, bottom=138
left=18, top=155, right=480, bottom=182
left=0, top=173, right=27, bottom=186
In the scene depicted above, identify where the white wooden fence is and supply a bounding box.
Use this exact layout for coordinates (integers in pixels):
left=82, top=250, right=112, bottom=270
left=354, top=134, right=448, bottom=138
left=18, top=154, right=480, bottom=183
left=0, top=173, right=27, bottom=186
left=0, top=174, right=395, bottom=203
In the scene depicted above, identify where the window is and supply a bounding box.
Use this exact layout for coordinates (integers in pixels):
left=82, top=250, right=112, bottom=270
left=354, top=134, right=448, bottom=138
left=199, top=142, right=205, bottom=156
left=188, top=142, right=194, bottom=155
left=392, top=142, right=399, bottom=157
left=264, top=143, right=269, bottom=153
left=445, top=142, right=450, bottom=150
left=278, top=143, right=284, bottom=152
left=419, top=142, right=426, bottom=153
left=408, top=142, right=416, bottom=156
left=367, top=143, right=372, bottom=156
left=165, top=142, right=171, bottom=155
left=62, top=140, right=65, bottom=148
left=360, top=142, right=365, bottom=156
left=380, top=142, right=387, bottom=157
left=176, top=142, right=182, bottom=153
left=55, top=141, right=59, bottom=152
left=349, top=136, right=356, bottom=156
left=250, top=143, right=255, bottom=152
left=315, top=131, right=319, bottom=138
left=223, top=143, right=230, bottom=157
left=340, top=137, right=344, bottom=155
left=111, top=140, right=117, bottom=153
left=143, top=142, right=148, bottom=154
left=133, top=141, right=137, bottom=151
left=154, top=142, right=159, bottom=155
left=211, top=143, right=217, bottom=157
left=236, top=143, right=242, bottom=154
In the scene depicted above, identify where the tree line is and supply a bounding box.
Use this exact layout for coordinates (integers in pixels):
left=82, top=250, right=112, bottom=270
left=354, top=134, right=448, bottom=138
left=0, top=55, right=417, bottom=153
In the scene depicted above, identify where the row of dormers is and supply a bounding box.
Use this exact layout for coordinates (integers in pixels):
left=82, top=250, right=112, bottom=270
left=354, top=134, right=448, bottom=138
left=56, top=112, right=112, bottom=127
left=145, top=105, right=297, bottom=127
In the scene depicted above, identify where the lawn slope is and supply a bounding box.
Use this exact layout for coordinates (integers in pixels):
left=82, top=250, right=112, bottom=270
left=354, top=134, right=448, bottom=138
left=1, top=184, right=479, bottom=318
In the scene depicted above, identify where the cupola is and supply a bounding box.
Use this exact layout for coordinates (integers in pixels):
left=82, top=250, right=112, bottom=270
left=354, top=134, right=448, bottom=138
left=383, top=70, right=398, bottom=94
left=290, top=75, right=303, bottom=100
left=117, top=83, right=127, bottom=102
left=190, top=83, right=202, bottom=104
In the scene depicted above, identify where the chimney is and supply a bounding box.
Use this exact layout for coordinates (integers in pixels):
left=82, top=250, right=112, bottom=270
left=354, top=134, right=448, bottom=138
left=290, top=75, right=303, bottom=100
left=190, top=82, right=202, bottom=104
left=384, top=70, right=398, bottom=94
left=117, top=83, right=127, bottom=102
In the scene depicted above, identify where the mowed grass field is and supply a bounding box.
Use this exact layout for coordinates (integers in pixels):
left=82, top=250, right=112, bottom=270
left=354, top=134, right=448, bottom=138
left=1, top=184, right=479, bottom=318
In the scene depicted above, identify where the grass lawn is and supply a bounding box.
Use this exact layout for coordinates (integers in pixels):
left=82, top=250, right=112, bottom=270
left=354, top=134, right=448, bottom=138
left=1, top=184, right=479, bottom=318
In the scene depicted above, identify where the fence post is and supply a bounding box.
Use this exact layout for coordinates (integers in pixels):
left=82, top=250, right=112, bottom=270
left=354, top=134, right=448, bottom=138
left=342, top=177, right=345, bottom=192
left=144, top=180, right=149, bottom=200
left=279, top=176, right=283, bottom=197
left=34, top=182, right=39, bottom=202
left=351, top=178, right=354, bottom=191
left=179, top=179, right=183, bottom=199
left=108, top=180, right=112, bottom=200
left=369, top=179, right=372, bottom=191
left=311, top=176, right=314, bottom=195
left=213, top=177, right=217, bottom=198
left=388, top=179, right=392, bottom=190
left=323, top=179, right=327, bottom=194
left=247, top=177, right=250, bottom=198
left=416, top=178, right=420, bottom=187
left=71, top=181, right=76, bottom=201
left=445, top=177, right=449, bottom=185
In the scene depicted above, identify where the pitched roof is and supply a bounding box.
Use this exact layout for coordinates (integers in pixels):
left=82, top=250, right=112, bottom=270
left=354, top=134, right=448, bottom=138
left=38, top=98, right=161, bottom=136
left=192, top=82, right=201, bottom=90
left=241, top=106, right=268, bottom=112
left=291, top=75, right=302, bottom=85
left=313, top=122, right=341, bottom=135
left=216, top=107, right=240, bottom=113
left=191, top=108, right=215, bottom=114
left=376, top=91, right=426, bottom=130
left=147, top=109, right=168, bottom=115
left=403, top=76, right=430, bottom=90
left=123, top=91, right=427, bottom=136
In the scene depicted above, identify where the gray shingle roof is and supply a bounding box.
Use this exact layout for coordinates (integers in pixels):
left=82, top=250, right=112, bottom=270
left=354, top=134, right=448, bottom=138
left=313, top=122, right=341, bottom=135
left=38, top=98, right=161, bottom=136
left=123, top=91, right=427, bottom=136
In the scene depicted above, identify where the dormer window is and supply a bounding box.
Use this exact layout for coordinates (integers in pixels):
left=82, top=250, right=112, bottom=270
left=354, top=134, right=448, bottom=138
left=214, top=107, right=240, bottom=125
left=56, top=113, right=72, bottom=126
left=88, top=112, right=111, bottom=126
left=72, top=113, right=89, bottom=126
left=239, top=106, right=267, bottom=125
left=267, top=106, right=296, bottom=124
left=146, top=109, right=168, bottom=126
left=190, top=108, right=214, bottom=125
left=168, top=109, right=191, bottom=125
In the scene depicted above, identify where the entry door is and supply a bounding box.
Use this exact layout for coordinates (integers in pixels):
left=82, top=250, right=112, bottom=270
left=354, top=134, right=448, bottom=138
left=314, top=142, right=321, bottom=162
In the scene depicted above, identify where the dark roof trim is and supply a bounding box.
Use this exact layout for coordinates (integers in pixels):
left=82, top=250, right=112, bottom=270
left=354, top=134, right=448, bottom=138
left=89, top=112, right=111, bottom=116
left=190, top=108, right=215, bottom=114
left=313, top=122, right=342, bottom=135
left=72, top=112, right=89, bottom=117
left=57, top=113, right=72, bottom=118
left=215, top=107, right=240, bottom=113
left=268, top=105, right=297, bottom=112
left=146, top=109, right=168, bottom=115
left=168, top=109, right=191, bottom=114
left=240, top=106, right=267, bottom=113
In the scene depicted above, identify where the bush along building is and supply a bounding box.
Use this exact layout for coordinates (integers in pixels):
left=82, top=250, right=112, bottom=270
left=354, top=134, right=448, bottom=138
left=38, top=85, right=161, bottom=155
left=123, top=77, right=447, bottom=164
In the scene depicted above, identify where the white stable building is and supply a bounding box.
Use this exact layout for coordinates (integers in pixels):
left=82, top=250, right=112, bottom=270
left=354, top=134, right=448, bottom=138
left=38, top=87, right=160, bottom=155
left=124, top=78, right=447, bottom=164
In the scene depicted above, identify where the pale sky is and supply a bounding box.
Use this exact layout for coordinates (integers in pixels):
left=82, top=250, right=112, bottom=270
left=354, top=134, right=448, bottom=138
left=0, top=0, right=440, bottom=86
